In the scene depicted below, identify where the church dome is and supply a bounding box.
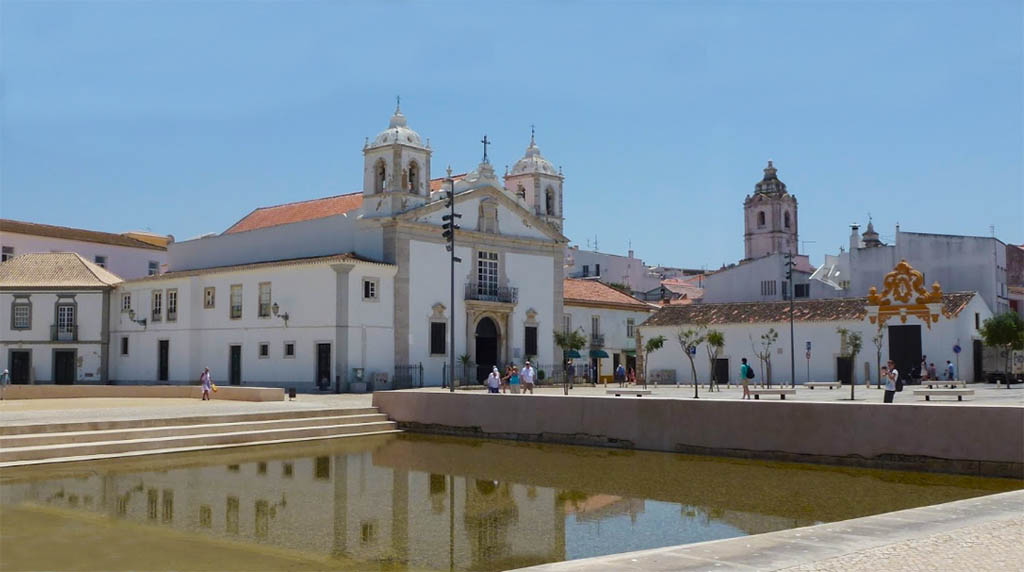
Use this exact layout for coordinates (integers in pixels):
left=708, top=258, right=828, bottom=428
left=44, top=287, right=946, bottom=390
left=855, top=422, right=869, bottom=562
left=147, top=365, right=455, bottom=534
left=510, top=133, right=558, bottom=176
left=369, top=104, right=425, bottom=148
left=754, top=160, right=788, bottom=196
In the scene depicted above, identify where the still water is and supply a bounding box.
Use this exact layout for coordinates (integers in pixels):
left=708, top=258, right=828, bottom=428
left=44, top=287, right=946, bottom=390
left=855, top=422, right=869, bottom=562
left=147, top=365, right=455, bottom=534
left=1, top=433, right=1019, bottom=571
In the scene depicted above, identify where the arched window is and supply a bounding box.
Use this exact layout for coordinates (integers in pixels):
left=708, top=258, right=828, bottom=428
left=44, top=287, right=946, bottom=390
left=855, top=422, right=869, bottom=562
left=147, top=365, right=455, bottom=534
left=374, top=159, right=386, bottom=193
left=757, top=211, right=766, bottom=227
left=408, top=161, right=420, bottom=194
left=545, top=188, right=555, bottom=215
left=516, top=184, right=526, bottom=199
left=784, top=211, right=791, bottom=229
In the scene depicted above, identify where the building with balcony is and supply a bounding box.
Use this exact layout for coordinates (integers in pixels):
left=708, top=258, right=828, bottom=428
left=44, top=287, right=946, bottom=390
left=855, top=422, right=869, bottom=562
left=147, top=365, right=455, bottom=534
left=0, top=252, right=122, bottom=383
left=562, top=279, right=655, bottom=384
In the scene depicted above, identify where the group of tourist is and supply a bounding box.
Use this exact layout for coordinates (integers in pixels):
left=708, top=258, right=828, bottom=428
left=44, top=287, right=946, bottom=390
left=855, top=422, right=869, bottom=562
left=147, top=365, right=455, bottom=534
left=918, top=354, right=956, bottom=383
left=486, top=360, right=537, bottom=395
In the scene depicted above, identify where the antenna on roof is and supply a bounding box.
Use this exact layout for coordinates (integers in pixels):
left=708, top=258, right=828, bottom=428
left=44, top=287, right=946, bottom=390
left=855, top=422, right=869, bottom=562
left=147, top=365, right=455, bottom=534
left=990, top=224, right=995, bottom=238
left=594, top=235, right=598, bottom=251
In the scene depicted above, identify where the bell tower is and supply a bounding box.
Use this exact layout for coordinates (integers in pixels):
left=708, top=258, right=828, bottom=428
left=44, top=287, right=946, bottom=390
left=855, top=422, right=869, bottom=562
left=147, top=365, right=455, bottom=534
left=362, top=98, right=431, bottom=217
left=504, top=127, right=564, bottom=231
left=743, top=160, right=798, bottom=259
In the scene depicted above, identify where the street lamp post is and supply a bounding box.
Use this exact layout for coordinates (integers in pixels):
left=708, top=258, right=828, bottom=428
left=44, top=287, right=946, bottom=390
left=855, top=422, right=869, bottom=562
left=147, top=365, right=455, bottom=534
left=442, top=166, right=462, bottom=392
left=785, top=253, right=796, bottom=388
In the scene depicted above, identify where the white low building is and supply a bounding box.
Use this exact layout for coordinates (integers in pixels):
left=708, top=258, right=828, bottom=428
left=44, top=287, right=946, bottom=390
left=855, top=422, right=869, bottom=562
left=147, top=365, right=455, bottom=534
left=639, top=290, right=989, bottom=386
left=0, top=253, right=122, bottom=383
left=562, top=278, right=653, bottom=383
left=1, top=219, right=170, bottom=279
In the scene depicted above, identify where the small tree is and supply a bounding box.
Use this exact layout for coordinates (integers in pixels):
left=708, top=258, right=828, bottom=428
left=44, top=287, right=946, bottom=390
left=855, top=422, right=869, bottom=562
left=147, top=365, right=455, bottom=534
left=750, top=328, right=779, bottom=388
left=871, top=327, right=886, bottom=389
left=677, top=328, right=705, bottom=394
left=979, top=313, right=1024, bottom=383
left=554, top=329, right=587, bottom=394
left=642, top=335, right=666, bottom=388
left=705, top=329, right=725, bottom=390
left=837, top=327, right=863, bottom=399
left=457, top=353, right=472, bottom=387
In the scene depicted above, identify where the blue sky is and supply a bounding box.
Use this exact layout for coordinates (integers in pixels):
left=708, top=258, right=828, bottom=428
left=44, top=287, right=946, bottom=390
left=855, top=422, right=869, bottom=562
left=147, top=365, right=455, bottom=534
left=2, top=1, right=1021, bottom=269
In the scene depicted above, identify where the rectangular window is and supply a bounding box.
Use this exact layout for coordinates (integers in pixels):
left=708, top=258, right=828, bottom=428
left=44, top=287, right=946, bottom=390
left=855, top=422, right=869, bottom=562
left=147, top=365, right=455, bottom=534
left=975, top=313, right=980, bottom=329
left=161, top=489, right=174, bottom=524
left=595, top=263, right=601, bottom=276
left=151, top=290, right=162, bottom=322
left=760, top=280, right=777, bottom=297
left=121, top=293, right=132, bottom=312
left=226, top=497, right=239, bottom=534
left=199, top=505, right=212, bottom=528
left=148, top=261, right=159, bottom=276
left=57, top=304, right=75, bottom=335
left=94, top=255, right=107, bottom=268
left=282, top=462, right=294, bottom=478
left=121, top=336, right=129, bottom=356
left=284, top=342, right=295, bottom=358
left=204, top=287, right=215, bottom=309
left=430, top=322, right=446, bottom=355
left=477, top=251, right=498, bottom=296
left=258, top=343, right=269, bottom=358
left=258, top=282, right=271, bottom=317
left=794, top=284, right=809, bottom=298
left=166, top=289, right=177, bottom=321
left=230, top=285, right=242, bottom=319
left=591, top=315, right=600, bottom=335
left=525, top=326, right=538, bottom=357
left=582, top=265, right=589, bottom=277
left=147, top=489, right=158, bottom=521
left=1, top=246, right=13, bottom=262
left=12, top=302, right=31, bottom=330
left=255, top=500, right=269, bottom=539
left=315, top=456, right=330, bottom=480
left=363, top=279, right=378, bottom=301
left=627, top=318, right=635, bottom=338
left=562, top=314, right=572, bottom=334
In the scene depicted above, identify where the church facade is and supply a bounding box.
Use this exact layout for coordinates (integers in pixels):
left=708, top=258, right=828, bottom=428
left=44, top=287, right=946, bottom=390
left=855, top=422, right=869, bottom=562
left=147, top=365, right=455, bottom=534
left=107, top=104, right=568, bottom=390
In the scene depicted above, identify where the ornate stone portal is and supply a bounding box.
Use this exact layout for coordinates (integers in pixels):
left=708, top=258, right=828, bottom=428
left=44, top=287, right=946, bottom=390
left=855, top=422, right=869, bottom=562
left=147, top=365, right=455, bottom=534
left=865, top=259, right=944, bottom=329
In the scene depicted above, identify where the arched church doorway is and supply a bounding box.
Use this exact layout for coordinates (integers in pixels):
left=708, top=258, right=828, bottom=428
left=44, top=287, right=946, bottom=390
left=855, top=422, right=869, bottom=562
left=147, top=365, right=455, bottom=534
left=475, top=317, right=499, bottom=383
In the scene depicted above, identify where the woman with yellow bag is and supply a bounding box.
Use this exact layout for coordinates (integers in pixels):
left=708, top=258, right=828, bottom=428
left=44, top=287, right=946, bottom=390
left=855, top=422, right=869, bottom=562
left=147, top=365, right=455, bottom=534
left=200, top=367, right=214, bottom=401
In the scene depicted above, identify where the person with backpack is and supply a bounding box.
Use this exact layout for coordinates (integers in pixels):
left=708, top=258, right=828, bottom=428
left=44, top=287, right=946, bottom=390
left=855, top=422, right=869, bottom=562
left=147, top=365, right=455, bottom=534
left=740, top=358, right=754, bottom=400
left=883, top=360, right=899, bottom=403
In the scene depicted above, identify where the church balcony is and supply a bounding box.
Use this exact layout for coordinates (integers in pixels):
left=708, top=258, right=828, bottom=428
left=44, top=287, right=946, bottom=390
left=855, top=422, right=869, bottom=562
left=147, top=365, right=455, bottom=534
left=465, top=282, right=518, bottom=304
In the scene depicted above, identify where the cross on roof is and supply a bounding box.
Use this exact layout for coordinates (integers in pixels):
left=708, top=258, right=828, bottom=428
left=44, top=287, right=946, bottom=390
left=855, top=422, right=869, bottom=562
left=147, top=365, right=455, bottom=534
left=481, top=134, right=491, bottom=164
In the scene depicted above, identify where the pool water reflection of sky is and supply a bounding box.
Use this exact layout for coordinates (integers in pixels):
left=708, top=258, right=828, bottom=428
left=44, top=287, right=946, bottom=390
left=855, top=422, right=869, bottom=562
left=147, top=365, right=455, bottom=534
left=1, top=433, right=1019, bottom=571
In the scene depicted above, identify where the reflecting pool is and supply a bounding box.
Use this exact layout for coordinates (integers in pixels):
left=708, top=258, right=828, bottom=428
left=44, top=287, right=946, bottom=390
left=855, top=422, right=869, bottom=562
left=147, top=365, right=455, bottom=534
left=1, top=433, right=1020, bottom=571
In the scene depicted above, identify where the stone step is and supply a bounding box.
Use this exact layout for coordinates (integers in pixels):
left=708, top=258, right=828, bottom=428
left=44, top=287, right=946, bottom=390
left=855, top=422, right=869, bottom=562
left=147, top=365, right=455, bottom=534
left=0, top=407, right=380, bottom=436
left=0, top=420, right=398, bottom=463
left=1, top=413, right=390, bottom=448
left=0, top=429, right=403, bottom=469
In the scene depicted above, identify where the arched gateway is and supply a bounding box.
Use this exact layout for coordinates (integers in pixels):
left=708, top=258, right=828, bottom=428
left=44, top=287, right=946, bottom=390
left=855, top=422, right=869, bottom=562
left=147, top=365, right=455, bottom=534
left=475, top=317, right=499, bottom=382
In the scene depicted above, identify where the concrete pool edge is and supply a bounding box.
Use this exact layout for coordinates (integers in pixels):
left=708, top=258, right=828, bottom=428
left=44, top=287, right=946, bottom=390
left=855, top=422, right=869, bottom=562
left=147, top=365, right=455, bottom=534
left=510, top=489, right=1024, bottom=571
left=372, top=391, right=1024, bottom=478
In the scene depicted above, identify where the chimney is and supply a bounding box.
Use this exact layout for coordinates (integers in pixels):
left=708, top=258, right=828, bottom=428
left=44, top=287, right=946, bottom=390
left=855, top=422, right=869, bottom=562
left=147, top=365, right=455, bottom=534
left=850, top=224, right=861, bottom=251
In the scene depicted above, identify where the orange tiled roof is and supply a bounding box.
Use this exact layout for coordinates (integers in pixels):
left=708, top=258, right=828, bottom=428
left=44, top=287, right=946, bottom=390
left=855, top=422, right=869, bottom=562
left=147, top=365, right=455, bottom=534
left=563, top=279, right=654, bottom=311
left=223, top=193, right=363, bottom=234
left=428, top=173, right=467, bottom=192
left=0, top=219, right=166, bottom=250
left=644, top=292, right=977, bottom=327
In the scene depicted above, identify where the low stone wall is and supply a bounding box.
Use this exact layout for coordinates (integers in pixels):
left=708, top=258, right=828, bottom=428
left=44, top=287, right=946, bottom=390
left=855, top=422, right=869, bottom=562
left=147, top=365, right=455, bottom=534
left=371, top=392, right=1024, bottom=478
left=1, top=384, right=284, bottom=402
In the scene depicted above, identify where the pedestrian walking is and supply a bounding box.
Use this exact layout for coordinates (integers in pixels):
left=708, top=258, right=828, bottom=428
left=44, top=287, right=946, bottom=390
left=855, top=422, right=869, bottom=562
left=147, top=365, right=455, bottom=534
left=521, top=360, right=536, bottom=394
left=501, top=365, right=513, bottom=394
left=928, top=362, right=938, bottom=381
left=615, top=363, right=626, bottom=387
left=200, top=367, right=213, bottom=401
left=739, top=358, right=753, bottom=400
left=509, top=365, right=521, bottom=394
left=945, top=360, right=955, bottom=381
left=920, top=356, right=929, bottom=382
left=628, top=368, right=637, bottom=386
left=883, top=360, right=898, bottom=403
left=0, top=369, right=9, bottom=400
left=486, top=367, right=501, bottom=394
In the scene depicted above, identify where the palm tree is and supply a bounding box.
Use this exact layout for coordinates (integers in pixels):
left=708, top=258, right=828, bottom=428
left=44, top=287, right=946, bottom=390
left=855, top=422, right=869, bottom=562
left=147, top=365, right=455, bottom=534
left=705, top=329, right=725, bottom=391
left=677, top=328, right=705, bottom=397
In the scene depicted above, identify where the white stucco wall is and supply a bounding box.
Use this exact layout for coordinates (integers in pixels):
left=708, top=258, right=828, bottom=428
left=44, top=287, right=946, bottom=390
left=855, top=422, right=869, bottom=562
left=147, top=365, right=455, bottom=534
left=0, top=232, right=166, bottom=280
left=566, top=247, right=661, bottom=292
left=0, top=289, right=109, bottom=382
left=702, top=253, right=813, bottom=304
left=564, top=303, right=651, bottom=376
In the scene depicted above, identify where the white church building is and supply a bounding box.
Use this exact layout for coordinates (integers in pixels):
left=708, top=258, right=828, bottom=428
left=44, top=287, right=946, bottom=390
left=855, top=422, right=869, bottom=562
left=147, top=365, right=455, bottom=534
left=107, top=104, right=568, bottom=391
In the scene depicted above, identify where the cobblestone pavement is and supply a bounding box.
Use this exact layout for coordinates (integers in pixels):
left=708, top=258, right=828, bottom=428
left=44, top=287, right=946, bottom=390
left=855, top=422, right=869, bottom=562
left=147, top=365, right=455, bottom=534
left=780, top=516, right=1024, bottom=571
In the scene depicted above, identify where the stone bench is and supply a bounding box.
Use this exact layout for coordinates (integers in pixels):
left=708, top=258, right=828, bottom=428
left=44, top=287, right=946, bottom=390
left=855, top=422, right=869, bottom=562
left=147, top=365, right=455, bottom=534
left=805, top=381, right=842, bottom=390
left=913, top=388, right=974, bottom=401
left=606, top=389, right=652, bottom=397
left=925, top=380, right=966, bottom=389
left=751, top=389, right=796, bottom=400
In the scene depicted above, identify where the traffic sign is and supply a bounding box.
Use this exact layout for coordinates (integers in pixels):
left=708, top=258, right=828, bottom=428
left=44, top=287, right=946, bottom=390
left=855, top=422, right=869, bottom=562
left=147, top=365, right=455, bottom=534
left=953, top=344, right=961, bottom=354
left=806, top=341, right=812, bottom=351
left=805, top=352, right=811, bottom=360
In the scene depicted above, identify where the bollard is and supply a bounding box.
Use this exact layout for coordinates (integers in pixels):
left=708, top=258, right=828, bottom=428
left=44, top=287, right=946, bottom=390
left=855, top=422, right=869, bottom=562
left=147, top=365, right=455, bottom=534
left=288, top=387, right=297, bottom=400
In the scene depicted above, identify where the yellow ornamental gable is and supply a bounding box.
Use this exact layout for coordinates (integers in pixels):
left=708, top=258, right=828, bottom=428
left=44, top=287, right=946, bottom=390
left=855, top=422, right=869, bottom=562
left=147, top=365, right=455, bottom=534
left=865, top=259, right=944, bottom=329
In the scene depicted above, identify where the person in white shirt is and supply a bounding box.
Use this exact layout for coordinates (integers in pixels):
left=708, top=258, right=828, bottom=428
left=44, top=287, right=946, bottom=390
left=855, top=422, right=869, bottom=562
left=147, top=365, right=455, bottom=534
left=883, top=360, right=898, bottom=403
left=486, top=367, right=501, bottom=394
left=520, top=361, right=536, bottom=394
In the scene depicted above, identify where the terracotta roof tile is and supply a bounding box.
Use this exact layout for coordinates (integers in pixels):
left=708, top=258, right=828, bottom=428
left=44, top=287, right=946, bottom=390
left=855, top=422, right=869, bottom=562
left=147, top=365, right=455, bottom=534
left=644, top=292, right=977, bottom=327
left=125, top=252, right=391, bottom=283
left=0, top=252, right=124, bottom=288
left=223, top=193, right=363, bottom=234
left=0, top=219, right=166, bottom=251
left=428, top=173, right=467, bottom=192
left=564, top=279, right=654, bottom=311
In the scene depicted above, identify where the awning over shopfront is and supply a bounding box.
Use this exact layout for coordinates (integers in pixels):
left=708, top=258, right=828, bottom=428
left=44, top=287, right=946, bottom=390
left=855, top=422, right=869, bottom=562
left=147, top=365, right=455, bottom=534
left=589, top=349, right=610, bottom=358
